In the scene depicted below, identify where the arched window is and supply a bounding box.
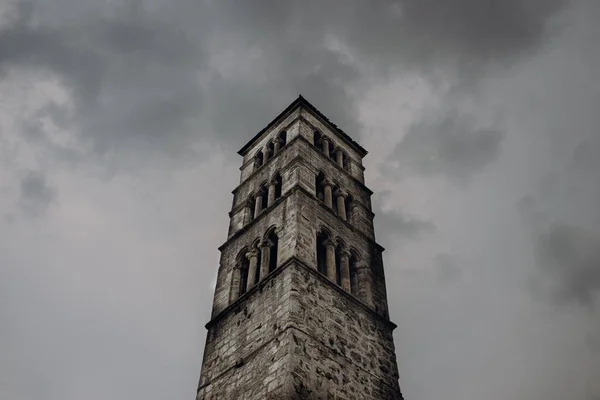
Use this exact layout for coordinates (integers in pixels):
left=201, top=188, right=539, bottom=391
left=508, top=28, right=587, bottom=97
left=255, top=151, right=264, bottom=169
left=342, top=152, right=349, bottom=170
left=267, top=229, right=279, bottom=273
left=279, top=131, right=287, bottom=147
left=259, top=183, right=268, bottom=211
left=247, top=196, right=256, bottom=222
left=273, top=173, right=283, bottom=200
left=349, top=251, right=359, bottom=295
left=345, top=193, right=355, bottom=222
left=238, top=254, right=250, bottom=295
left=313, top=130, right=322, bottom=147
left=266, top=142, right=275, bottom=161
left=328, top=140, right=335, bottom=160
left=315, top=172, right=326, bottom=202
left=316, top=230, right=330, bottom=276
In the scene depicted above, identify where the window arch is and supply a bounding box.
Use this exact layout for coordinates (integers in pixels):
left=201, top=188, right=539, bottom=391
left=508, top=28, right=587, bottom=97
left=247, top=196, right=256, bottom=222
left=345, top=192, right=355, bottom=221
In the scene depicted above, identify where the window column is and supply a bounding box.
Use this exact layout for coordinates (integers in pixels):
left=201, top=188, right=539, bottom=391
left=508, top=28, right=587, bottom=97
left=356, top=262, right=373, bottom=307
left=254, top=190, right=263, bottom=217
left=339, top=250, right=351, bottom=292
left=324, top=238, right=337, bottom=283
left=335, top=189, right=348, bottom=220
left=229, top=262, right=243, bottom=302
left=259, top=240, right=273, bottom=282
left=322, top=179, right=333, bottom=208
left=322, top=137, right=330, bottom=157
left=246, top=249, right=259, bottom=289
left=273, top=137, right=283, bottom=154
left=267, top=179, right=277, bottom=207
left=336, top=148, right=344, bottom=167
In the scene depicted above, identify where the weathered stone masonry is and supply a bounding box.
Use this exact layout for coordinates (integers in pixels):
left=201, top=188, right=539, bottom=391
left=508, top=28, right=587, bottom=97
left=197, top=96, right=404, bottom=399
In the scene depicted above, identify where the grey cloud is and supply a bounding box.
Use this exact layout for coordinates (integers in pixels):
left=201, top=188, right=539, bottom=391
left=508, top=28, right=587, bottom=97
left=536, top=223, right=600, bottom=308
left=19, top=170, right=56, bottom=217
left=373, top=208, right=435, bottom=249
left=433, top=253, right=462, bottom=284
left=389, top=110, right=504, bottom=184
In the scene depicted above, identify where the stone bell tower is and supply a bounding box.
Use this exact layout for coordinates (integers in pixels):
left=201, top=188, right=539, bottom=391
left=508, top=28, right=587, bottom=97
left=196, top=96, right=404, bottom=399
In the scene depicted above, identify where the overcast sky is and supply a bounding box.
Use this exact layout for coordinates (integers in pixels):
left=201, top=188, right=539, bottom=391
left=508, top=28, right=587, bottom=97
left=0, top=0, right=599, bottom=399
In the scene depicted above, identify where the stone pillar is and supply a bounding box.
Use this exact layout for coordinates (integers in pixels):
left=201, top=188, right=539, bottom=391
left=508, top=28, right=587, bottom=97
left=323, top=179, right=333, bottom=208
left=263, top=146, right=270, bottom=163
left=229, top=262, right=243, bottom=302
left=243, top=202, right=253, bottom=225
left=324, top=239, right=337, bottom=283
left=267, top=180, right=276, bottom=207
left=254, top=192, right=263, bottom=217
left=335, top=189, right=348, bottom=220
left=259, top=240, right=273, bottom=281
left=273, top=138, right=282, bottom=154
left=339, top=250, right=351, bottom=293
left=348, top=202, right=359, bottom=224
left=336, top=149, right=344, bottom=167
left=356, top=262, right=373, bottom=307
left=246, top=249, right=259, bottom=289
left=322, top=137, right=330, bottom=157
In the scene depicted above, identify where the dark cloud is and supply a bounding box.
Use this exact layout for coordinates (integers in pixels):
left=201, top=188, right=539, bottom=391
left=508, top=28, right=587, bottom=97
left=388, top=110, right=504, bottom=184
left=19, top=170, right=56, bottom=217
left=0, top=0, right=568, bottom=171
left=536, top=223, right=600, bottom=308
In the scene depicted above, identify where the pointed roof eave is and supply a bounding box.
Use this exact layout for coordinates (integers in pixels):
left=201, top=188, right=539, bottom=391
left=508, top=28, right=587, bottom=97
left=237, top=95, right=368, bottom=157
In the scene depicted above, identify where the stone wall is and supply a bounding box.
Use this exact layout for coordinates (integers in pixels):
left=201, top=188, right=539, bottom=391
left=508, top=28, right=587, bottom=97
left=288, top=263, right=402, bottom=399
left=198, top=267, right=295, bottom=399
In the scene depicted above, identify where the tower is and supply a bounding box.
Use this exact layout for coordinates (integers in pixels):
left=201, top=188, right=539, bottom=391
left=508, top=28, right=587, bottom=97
left=196, top=96, right=403, bottom=399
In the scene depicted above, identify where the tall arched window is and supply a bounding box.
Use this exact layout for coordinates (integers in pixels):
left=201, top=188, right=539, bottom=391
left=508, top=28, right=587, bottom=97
left=349, top=251, right=359, bottom=295
left=255, top=151, right=264, bottom=169
left=267, top=229, right=279, bottom=273
left=313, top=130, right=322, bottom=147
left=247, top=196, right=256, bottom=222
left=266, top=142, right=275, bottom=161
left=345, top=193, right=355, bottom=222
left=259, top=183, right=268, bottom=211
left=239, top=253, right=250, bottom=295
left=327, top=140, right=335, bottom=160
left=273, top=173, right=283, bottom=200
left=316, top=230, right=330, bottom=276
left=315, top=172, right=326, bottom=202
left=279, top=131, right=287, bottom=147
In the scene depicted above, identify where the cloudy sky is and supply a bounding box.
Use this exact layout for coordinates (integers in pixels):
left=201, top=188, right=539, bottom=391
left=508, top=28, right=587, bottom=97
left=1, top=0, right=599, bottom=399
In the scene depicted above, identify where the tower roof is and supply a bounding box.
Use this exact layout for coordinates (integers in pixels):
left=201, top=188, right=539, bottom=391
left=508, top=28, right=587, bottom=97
left=237, top=95, right=368, bottom=157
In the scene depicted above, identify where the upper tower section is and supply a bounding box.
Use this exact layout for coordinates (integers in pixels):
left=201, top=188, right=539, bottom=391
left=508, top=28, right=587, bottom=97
left=237, top=95, right=368, bottom=185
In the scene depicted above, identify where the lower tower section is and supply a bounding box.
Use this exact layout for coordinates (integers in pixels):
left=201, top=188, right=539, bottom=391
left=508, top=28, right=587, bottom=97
left=197, top=260, right=402, bottom=400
